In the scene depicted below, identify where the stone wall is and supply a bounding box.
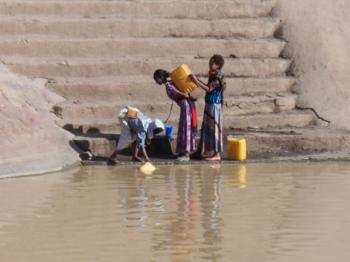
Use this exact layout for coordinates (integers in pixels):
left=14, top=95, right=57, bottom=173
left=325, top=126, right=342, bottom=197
left=0, top=63, right=79, bottom=176
left=275, top=0, right=350, bottom=129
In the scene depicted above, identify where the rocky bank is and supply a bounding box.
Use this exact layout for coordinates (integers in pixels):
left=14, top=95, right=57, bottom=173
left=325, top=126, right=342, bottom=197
left=0, top=63, right=79, bottom=177
left=275, top=0, right=350, bottom=129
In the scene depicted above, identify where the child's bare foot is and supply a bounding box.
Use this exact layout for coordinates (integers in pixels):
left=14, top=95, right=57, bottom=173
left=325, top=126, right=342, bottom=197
left=205, top=155, right=221, bottom=161
left=107, top=158, right=118, bottom=166
left=176, top=153, right=191, bottom=162
left=132, top=156, right=144, bottom=163
left=176, top=156, right=190, bottom=162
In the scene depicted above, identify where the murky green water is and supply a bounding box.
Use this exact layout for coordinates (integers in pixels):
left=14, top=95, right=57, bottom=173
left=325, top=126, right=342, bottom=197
left=1, top=163, right=350, bottom=261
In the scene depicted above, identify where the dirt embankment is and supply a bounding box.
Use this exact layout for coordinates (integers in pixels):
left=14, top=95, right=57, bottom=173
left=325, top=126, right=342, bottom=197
left=0, top=64, right=79, bottom=176
left=275, top=0, right=350, bottom=129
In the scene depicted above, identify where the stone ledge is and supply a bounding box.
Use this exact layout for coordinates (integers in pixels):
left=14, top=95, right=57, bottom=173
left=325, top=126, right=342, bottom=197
left=82, top=152, right=350, bottom=168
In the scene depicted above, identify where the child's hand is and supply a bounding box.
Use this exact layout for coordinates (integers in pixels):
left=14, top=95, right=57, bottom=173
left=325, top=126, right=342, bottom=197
left=190, top=74, right=198, bottom=82
left=189, top=96, right=197, bottom=102
left=179, top=91, right=189, bottom=98
left=191, top=74, right=209, bottom=92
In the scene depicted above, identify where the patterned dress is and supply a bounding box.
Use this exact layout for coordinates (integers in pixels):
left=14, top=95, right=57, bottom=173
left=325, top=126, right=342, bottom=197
left=200, top=69, right=225, bottom=155
left=165, top=82, right=197, bottom=155
left=127, top=117, right=146, bottom=149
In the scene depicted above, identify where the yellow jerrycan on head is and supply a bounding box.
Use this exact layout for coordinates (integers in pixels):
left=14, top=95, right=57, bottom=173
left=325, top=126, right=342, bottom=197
left=170, top=64, right=197, bottom=95
left=126, top=106, right=139, bottom=119
left=227, top=136, right=247, bottom=161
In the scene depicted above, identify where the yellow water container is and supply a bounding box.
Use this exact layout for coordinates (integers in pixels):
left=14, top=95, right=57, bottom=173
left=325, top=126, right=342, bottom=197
left=127, top=106, right=139, bottom=118
left=227, top=136, right=247, bottom=161
left=140, top=162, right=156, bottom=175
left=170, top=64, right=197, bottom=94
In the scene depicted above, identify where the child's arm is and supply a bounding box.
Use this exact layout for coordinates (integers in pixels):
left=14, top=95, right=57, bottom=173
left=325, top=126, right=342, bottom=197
left=167, top=82, right=190, bottom=98
left=191, top=74, right=209, bottom=92
left=171, top=86, right=189, bottom=98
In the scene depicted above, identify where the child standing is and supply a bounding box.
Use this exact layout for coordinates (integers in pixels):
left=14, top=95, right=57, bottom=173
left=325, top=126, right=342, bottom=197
left=153, top=69, right=197, bottom=161
left=191, top=55, right=226, bottom=161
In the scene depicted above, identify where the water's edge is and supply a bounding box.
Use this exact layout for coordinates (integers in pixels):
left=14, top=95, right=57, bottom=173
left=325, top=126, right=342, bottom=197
left=2, top=152, right=350, bottom=179
left=0, top=161, right=82, bottom=180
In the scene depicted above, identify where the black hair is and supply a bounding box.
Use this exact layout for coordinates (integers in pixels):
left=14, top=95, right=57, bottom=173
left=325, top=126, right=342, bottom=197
left=210, top=54, right=225, bottom=69
left=153, top=69, right=170, bottom=84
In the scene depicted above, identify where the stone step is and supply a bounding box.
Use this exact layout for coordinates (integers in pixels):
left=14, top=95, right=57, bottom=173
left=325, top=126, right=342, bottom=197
left=239, top=127, right=350, bottom=158
left=2, top=56, right=290, bottom=79
left=48, top=76, right=296, bottom=101
left=0, top=17, right=281, bottom=39
left=59, top=110, right=315, bottom=135
left=54, top=93, right=298, bottom=120
left=230, top=111, right=315, bottom=130
left=0, top=36, right=286, bottom=58
left=71, top=127, right=350, bottom=158
left=0, top=0, right=276, bottom=19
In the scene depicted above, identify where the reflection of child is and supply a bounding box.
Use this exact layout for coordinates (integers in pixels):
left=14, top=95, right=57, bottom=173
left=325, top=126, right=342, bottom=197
left=191, top=55, right=226, bottom=161
left=153, top=69, right=197, bottom=162
left=108, top=107, right=164, bottom=164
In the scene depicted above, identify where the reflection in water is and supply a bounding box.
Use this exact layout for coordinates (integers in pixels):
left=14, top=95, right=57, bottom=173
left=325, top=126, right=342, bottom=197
left=164, top=166, right=197, bottom=259
left=229, top=165, right=247, bottom=189
left=199, top=165, right=223, bottom=261
left=0, top=163, right=350, bottom=261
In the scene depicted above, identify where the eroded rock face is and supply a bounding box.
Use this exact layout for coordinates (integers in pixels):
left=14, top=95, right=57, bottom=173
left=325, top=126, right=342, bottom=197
left=0, top=63, right=79, bottom=176
left=275, top=0, right=350, bottom=129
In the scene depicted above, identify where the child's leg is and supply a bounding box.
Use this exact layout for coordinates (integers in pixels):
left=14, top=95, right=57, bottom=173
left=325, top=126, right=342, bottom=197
left=205, top=153, right=221, bottom=161
left=140, top=147, right=150, bottom=162
left=109, top=150, right=118, bottom=160
left=107, top=150, right=119, bottom=165
left=204, top=103, right=222, bottom=161
left=176, top=153, right=190, bottom=162
left=132, top=142, right=143, bottom=162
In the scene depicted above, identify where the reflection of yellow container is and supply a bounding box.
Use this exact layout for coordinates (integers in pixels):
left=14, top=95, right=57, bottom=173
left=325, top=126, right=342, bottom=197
left=238, top=165, right=247, bottom=189
left=231, top=165, right=247, bottom=189
left=227, top=136, right=247, bottom=161
left=170, top=64, right=197, bottom=94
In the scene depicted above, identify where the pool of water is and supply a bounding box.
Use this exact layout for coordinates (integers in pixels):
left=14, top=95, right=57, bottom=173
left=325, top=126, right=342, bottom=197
left=1, top=162, right=350, bottom=262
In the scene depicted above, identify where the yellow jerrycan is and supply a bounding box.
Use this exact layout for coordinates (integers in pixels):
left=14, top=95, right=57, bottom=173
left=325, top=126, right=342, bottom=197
left=227, top=136, right=247, bottom=161
left=127, top=106, right=139, bottom=119
left=170, top=64, right=197, bottom=95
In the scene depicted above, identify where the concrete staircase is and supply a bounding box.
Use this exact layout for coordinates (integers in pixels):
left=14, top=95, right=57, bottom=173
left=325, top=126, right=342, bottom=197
left=1, top=0, right=349, bottom=159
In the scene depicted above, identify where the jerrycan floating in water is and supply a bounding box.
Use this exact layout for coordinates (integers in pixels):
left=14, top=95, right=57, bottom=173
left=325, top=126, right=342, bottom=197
left=140, top=162, right=156, bottom=175
left=227, top=136, right=247, bottom=161
left=170, top=64, right=197, bottom=95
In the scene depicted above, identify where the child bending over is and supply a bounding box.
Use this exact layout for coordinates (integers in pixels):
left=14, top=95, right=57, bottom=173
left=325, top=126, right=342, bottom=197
left=153, top=69, right=197, bottom=162
left=108, top=107, right=164, bottom=164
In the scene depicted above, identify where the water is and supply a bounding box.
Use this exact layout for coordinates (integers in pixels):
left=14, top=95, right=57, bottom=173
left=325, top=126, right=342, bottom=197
left=1, top=162, right=350, bottom=262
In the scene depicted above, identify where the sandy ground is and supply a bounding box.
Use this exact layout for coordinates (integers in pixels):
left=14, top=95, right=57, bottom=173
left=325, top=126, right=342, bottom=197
left=275, top=0, right=350, bottom=129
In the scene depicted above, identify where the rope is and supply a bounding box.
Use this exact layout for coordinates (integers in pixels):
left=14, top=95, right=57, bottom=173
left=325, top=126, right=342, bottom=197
left=295, top=105, right=331, bottom=125
left=164, top=101, right=174, bottom=124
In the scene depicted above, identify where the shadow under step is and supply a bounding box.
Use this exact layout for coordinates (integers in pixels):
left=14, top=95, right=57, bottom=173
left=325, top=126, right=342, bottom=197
left=69, top=127, right=350, bottom=161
